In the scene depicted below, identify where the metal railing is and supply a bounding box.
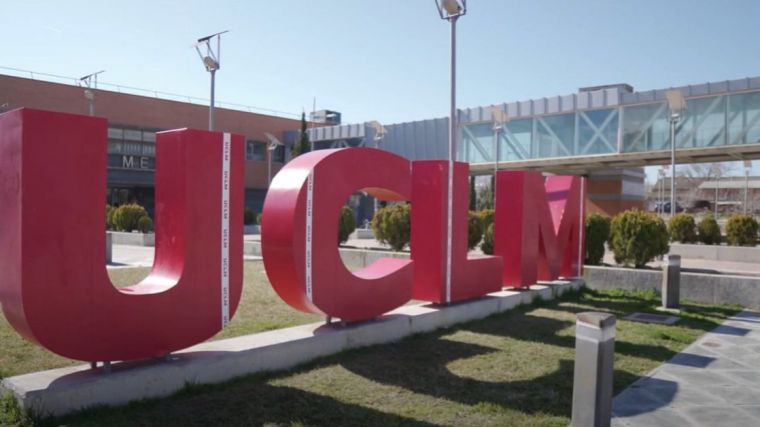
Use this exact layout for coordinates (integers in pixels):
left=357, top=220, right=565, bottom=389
left=0, top=66, right=300, bottom=119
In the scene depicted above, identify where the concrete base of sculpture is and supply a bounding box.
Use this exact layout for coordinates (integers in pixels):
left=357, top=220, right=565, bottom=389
left=1, top=279, right=583, bottom=417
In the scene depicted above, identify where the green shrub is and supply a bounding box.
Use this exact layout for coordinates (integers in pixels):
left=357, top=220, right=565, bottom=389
left=610, top=209, right=669, bottom=268
left=137, top=216, right=153, bottom=233
left=113, top=203, right=149, bottom=232
left=725, top=214, right=759, bottom=246
left=668, top=213, right=697, bottom=243
left=479, top=209, right=494, bottom=229
left=372, top=203, right=411, bottom=251
left=585, top=213, right=611, bottom=265
left=481, top=223, right=494, bottom=255
left=338, top=206, right=356, bottom=244
left=106, top=204, right=115, bottom=230
left=256, top=213, right=262, bottom=225
left=244, top=208, right=255, bottom=225
left=697, top=215, right=722, bottom=245
left=468, top=210, right=484, bottom=250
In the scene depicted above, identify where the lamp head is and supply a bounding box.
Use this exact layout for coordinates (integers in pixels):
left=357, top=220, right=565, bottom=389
left=488, top=105, right=509, bottom=129
left=264, top=132, right=282, bottom=151
left=665, top=89, right=686, bottom=114
left=367, top=120, right=386, bottom=142
left=435, top=0, right=466, bottom=19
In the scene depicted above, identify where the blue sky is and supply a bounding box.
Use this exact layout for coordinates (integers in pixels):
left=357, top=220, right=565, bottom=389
left=3, top=0, right=760, bottom=180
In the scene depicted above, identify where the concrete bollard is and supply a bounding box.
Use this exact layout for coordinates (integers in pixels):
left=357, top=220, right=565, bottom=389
left=662, top=254, right=681, bottom=309
left=571, top=312, right=616, bottom=427
left=105, top=231, right=113, bottom=265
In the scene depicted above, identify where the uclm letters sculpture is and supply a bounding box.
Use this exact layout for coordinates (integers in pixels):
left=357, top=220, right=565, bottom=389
left=0, top=108, right=585, bottom=363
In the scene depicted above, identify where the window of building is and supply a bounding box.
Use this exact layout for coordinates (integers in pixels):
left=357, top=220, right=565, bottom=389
left=246, top=140, right=266, bottom=161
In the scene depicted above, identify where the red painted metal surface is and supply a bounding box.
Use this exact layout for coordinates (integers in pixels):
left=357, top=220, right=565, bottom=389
left=261, top=148, right=413, bottom=322
left=411, top=161, right=503, bottom=303
left=0, top=108, right=244, bottom=362
left=495, top=171, right=585, bottom=288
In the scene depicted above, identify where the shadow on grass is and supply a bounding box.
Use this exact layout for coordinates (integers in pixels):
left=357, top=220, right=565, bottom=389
left=35, top=289, right=739, bottom=426
left=43, top=382, right=438, bottom=427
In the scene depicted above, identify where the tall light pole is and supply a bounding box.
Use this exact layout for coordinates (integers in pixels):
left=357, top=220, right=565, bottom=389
left=80, top=70, right=105, bottom=116
left=367, top=120, right=387, bottom=215
left=665, top=90, right=686, bottom=216
left=195, top=31, right=228, bottom=131
left=744, top=160, right=752, bottom=214
left=264, top=132, right=283, bottom=187
left=435, top=0, right=466, bottom=304
left=488, top=105, right=508, bottom=177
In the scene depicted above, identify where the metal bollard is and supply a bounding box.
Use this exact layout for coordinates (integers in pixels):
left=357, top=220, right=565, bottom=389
left=571, top=312, right=616, bottom=427
left=105, top=231, right=113, bottom=265
left=662, top=254, right=681, bottom=309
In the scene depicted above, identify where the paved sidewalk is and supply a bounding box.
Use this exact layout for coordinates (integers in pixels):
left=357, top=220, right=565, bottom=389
left=612, top=310, right=760, bottom=426
left=602, top=253, right=760, bottom=277
left=108, top=244, right=259, bottom=269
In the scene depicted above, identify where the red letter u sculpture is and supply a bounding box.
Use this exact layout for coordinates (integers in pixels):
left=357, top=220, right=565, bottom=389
left=0, top=109, right=244, bottom=362
left=262, top=148, right=413, bottom=322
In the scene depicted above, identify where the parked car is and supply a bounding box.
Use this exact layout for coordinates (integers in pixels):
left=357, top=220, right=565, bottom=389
left=653, top=201, right=684, bottom=213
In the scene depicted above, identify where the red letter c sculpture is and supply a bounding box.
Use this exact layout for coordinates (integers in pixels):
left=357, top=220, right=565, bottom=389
left=0, top=109, right=244, bottom=362
left=262, top=148, right=413, bottom=322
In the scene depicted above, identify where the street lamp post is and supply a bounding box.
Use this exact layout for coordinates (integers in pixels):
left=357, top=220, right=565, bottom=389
left=80, top=70, right=105, bottom=116
left=488, top=105, right=508, bottom=177
left=665, top=90, right=686, bottom=216
left=195, top=31, right=228, bottom=131
left=367, top=121, right=387, bottom=215
left=744, top=160, right=752, bottom=214
left=264, top=132, right=283, bottom=187
left=435, top=0, right=466, bottom=304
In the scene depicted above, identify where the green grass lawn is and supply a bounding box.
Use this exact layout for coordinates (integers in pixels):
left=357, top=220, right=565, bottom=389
left=2, top=285, right=740, bottom=427
left=0, top=261, right=321, bottom=379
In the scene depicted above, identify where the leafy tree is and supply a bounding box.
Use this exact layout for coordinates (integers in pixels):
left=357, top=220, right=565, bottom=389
left=291, top=112, right=311, bottom=158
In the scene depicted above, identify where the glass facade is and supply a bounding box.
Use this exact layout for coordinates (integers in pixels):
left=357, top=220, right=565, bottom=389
left=459, top=108, right=619, bottom=162
left=459, top=88, right=760, bottom=164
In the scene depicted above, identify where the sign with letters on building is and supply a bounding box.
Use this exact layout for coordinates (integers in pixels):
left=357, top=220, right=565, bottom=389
left=0, top=108, right=584, bottom=362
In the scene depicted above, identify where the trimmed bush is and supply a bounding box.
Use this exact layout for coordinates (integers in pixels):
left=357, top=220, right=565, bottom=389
left=697, top=215, right=722, bottom=245
left=585, top=213, right=611, bottom=265
left=668, top=213, right=697, bottom=243
left=137, top=216, right=153, bottom=233
left=372, top=203, right=411, bottom=251
left=610, top=209, right=669, bottom=268
left=113, top=204, right=149, bottom=232
left=481, top=223, right=494, bottom=255
left=479, top=209, right=494, bottom=229
left=106, top=204, right=115, bottom=230
left=244, top=208, right=255, bottom=225
left=468, top=211, right=484, bottom=250
left=725, top=214, right=759, bottom=246
left=338, top=206, right=356, bottom=244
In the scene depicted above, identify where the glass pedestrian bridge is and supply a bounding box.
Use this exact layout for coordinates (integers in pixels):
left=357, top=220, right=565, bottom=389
left=308, top=76, right=760, bottom=174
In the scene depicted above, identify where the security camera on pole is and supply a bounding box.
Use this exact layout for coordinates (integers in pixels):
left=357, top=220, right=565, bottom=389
left=79, top=70, right=105, bottom=116
left=264, top=132, right=284, bottom=187
left=195, top=31, right=229, bottom=131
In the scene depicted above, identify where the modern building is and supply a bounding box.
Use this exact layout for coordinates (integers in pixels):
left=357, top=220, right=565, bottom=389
left=6, top=70, right=760, bottom=220
left=307, top=76, right=760, bottom=217
left=0, top=72, right=304, bottom=215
